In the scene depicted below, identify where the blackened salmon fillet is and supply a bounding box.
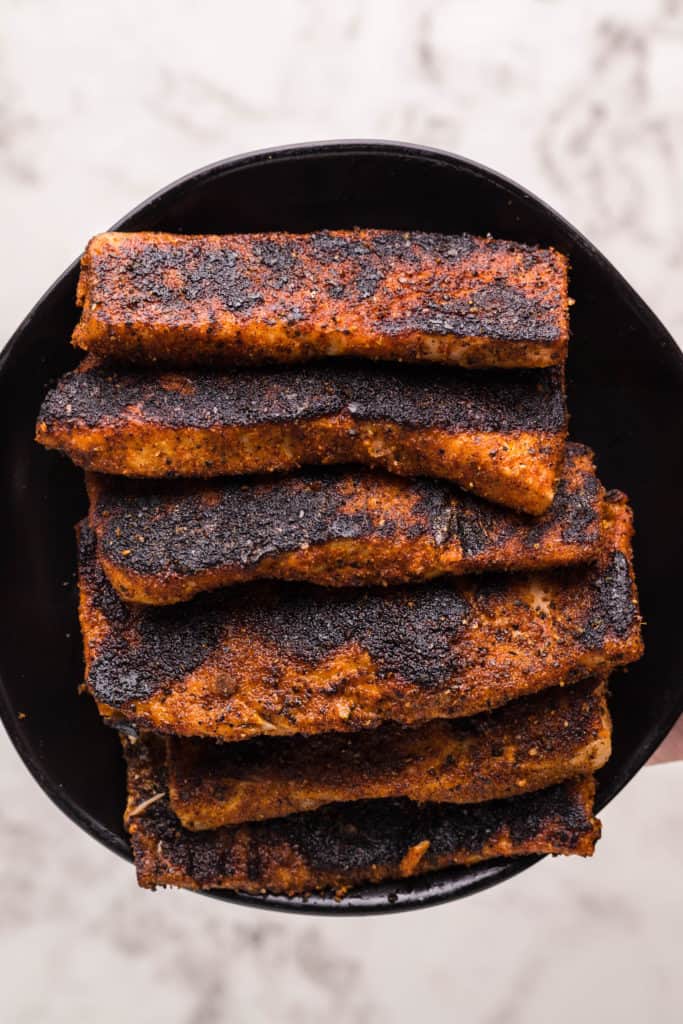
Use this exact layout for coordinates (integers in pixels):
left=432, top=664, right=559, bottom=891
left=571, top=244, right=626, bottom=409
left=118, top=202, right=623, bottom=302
left=37, top=359, right=567, bottom=514
left=78, top=492, right=642, bottom=742
left=87, top=444, right=602, bottom=605
left=166, top=677, right=611, bottom=828
left=72, top=230, right=569, bottom=369
left=124, top=734, right=600, bottom=896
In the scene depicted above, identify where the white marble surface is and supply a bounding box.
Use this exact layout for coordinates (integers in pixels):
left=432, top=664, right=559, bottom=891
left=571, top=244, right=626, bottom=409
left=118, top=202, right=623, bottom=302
left=1, top=1, right=682, bottom=1020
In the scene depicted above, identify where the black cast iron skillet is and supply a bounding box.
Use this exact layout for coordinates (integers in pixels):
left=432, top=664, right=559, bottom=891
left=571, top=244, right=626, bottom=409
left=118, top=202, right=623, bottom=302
left=1, top=141, right=681, bottom=915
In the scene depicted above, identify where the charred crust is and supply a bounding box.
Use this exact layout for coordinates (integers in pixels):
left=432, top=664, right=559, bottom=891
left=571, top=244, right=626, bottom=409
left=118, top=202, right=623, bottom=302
left=92, top=470, right=451, bottom=578
left=556, top=471, right=602, bottom=546
left=234, top=585, right=470, bottom=683
left=380, top=279, right=562, bottom=342
left=77, top=524, right=131, bottom=629
left=88, top=592, right=227, bottom=708
left=100, top=240, right=265, bottom=315
left=39, top=361, right=566, bottom=434
left=80, top=230, right=568, bottom=349
left=90, top=443, right=599, bottom=589
left=89, top=583, right=471, bottom=707
left=82, top=499, right=472, bottom=706
left=581, top=551, right=637, bottom=647
left=81, top=525, right=227, bottom=707
left=501, top=780, right=596, bottom=849
left=162, top=785, right=593, bottom=878
left=168, top=677, right=606, bottom=799
left=80, top=498, right=640, bottom=723
left=125, top=735, right=597, bottom=891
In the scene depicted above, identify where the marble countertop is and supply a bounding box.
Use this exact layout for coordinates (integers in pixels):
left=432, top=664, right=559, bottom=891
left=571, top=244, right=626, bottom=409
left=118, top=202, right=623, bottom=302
left=1, top=1, right=681, bottom=1021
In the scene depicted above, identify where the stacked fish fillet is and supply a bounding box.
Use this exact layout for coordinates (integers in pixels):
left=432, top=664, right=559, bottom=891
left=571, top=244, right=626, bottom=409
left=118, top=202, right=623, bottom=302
left=36, top=229, right=643, bottom=898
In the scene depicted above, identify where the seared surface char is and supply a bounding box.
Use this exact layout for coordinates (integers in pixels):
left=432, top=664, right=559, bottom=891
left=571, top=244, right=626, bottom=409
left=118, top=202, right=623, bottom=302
left=166, top=678, right=611, bottom=827
left=73, top=230, right=569, bottom=369
left=124, top=734, right=599, bottom=896
left=37, top=359, right=567, bottom=513
left=87, top=444, right=602, bottom=603
left=78, top=493, right=642, bottom=742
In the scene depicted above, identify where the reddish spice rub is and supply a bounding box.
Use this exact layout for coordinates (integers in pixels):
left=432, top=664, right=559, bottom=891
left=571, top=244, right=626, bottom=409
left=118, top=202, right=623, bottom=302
left=124, top=735, right=600, bottom=896
left=166, top=677, right=611, bottom=828
left=78, top=492, right=642, bottom=743
left=37, top=359, right=567, bottom=514
left=87, top=443, right=603, bottom=605
left=73, top=230, right=570, bottom=369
